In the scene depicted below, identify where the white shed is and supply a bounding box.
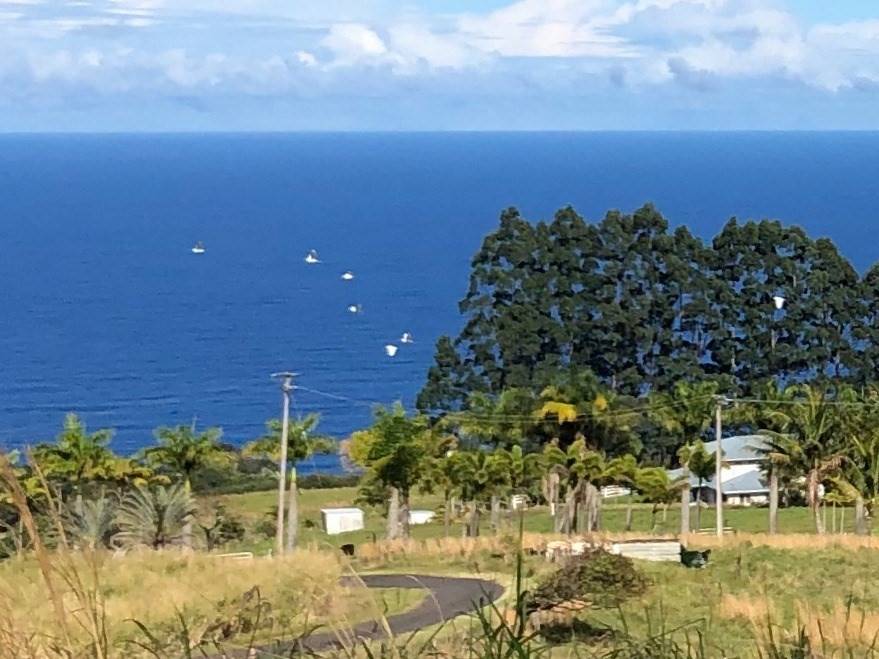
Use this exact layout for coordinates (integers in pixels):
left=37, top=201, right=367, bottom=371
left=320, top=508, right=365, bottom=535
left=408, top=510, right=436, bottom=525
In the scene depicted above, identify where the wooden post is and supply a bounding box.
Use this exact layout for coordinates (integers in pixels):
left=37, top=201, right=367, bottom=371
left=272, top=372, right=295, bottom=556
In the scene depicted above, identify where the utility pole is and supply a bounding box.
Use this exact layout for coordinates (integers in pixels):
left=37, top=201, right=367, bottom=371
left=714, top=395, right=729, bottom=538
left=272, top=372, right=296, bottom=556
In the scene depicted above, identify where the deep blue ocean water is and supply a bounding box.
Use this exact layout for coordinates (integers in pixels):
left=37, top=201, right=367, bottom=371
left=1, top=133, right=878, bottom=472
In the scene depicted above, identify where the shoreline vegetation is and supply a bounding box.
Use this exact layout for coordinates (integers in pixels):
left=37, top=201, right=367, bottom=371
left=8, top=204, right=879, bottom=656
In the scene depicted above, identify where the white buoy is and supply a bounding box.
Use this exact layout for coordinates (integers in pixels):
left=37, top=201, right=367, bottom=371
left=400, top=332, right=414, bottom=344
left=385, top=344, right=399, bottom=357
left=305, top=249, right=321, bottom=264
left=341, top=271, right=355, bottom=281
left=772, top=295, right=786, bottom=310
left=347, top=304, right=362, bottom=314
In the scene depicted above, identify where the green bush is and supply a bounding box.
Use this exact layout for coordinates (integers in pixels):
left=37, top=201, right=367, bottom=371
left=530, top=548, right=649, bottom=611
left=298, top=473, right=360, bottom=489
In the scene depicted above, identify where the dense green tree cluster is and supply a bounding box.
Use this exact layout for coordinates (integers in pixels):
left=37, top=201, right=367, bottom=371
left=418, top=204, right=875, bottom=412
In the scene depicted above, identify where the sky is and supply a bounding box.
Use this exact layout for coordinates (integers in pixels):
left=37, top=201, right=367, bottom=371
left=2, top=0, right=879, bottom=131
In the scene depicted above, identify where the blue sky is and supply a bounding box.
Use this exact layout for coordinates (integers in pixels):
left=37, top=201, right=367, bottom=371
left=2, top=0, right=879, bottom=131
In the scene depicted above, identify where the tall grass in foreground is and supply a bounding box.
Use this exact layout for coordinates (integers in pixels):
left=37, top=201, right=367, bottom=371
left=6, top=448, right=879, bottom=658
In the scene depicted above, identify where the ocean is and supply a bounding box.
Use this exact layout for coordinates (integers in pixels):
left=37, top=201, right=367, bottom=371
left=1, top=132, right=878, bottom=472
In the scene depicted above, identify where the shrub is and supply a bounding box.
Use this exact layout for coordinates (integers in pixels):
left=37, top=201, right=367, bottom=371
left=198, top=503, right=246, bottom=551
left=529, top=548, right=649, bottom=612
left=298, top=473, right=360, bottom=489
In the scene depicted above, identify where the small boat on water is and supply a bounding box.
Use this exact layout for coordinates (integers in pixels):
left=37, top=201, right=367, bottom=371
left=401, top=332, right=414, bottom=344
left=385, top=344, right=399, bottom=357
left=191, top=242, right=206, bottom=254
left=305, top=249, right=321, bottom=264
left=347, top=304, right=362, bottom=314
left=341, top=271, right=355, bottom=281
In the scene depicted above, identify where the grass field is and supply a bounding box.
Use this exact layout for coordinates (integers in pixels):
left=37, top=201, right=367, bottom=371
left=205, top=487, right=879, bottom=655
left=0, top=545, right=426, bottom=657
left=214, top=486, right=856, bottom=554
left=4, top=481, right=879, bottom=657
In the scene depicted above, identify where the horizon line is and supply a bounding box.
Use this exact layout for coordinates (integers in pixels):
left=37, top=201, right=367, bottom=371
left=2, top=128, right=879, bottom=136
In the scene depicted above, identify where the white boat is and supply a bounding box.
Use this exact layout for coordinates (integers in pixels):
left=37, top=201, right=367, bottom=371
left=341, top=271, right=355, bottom=281
left=385, top=344, right=399, bottom=357
left=400, top=332, right=414, bottom=344
left=305, top=249, right=321, bottom=264
left=347, top=304, right=362, bottom=314
left=191, top=242, right=206, bottom=254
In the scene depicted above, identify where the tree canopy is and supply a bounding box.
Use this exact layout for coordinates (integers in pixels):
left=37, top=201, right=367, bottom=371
left=419, top=204, right=879, bottom=442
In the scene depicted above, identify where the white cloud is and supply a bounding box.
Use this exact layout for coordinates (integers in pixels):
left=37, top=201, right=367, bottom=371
left=296, top=50, right=317, bottom=67
left=457, top=0, right=637, bottom=58
left=322, top=23, right=388, bottom=64
left=2, top=0, right=879, bottom=108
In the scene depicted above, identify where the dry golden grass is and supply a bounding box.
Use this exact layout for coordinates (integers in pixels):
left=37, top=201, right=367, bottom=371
left=0, top=548, right=361, bottom=657
left=682, top=531, right=879, bottom=552
left=718, top=593, right=777, bottom=625
left=795, top=601, right=879, bottom=650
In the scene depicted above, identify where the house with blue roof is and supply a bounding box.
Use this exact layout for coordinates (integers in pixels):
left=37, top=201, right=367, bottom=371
left=670, top=435, right=771, bottom=506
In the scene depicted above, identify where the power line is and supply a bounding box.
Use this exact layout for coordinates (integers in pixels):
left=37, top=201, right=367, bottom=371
left=295, top=383, right=717, bottom=422
left=295, top=380, right=879, bottom=428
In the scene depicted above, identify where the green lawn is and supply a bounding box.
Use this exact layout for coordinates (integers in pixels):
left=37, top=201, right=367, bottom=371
left=212, top=487, right=854, bottom=554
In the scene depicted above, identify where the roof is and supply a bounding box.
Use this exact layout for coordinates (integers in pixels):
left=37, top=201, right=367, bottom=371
left=670, top=462, right=769, bottom=494
left=700, top=434, right=770, bottom=462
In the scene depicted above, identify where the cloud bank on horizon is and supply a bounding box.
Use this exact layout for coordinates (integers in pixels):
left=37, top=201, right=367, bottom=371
left=2, top=0, right=879, bottom=130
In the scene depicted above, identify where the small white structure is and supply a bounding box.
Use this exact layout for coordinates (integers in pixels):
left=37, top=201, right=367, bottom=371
left=510, top=494, right=529, bottom=511
left=214, top=552, right=253, bottom=562
left=610, top=540, right=682, bottom=563
left=544, top=539, right=682, bottom=563
left=408, top=510, right=435, bottom=525
left=320, top=507, right=365, bottom=535
left=600, top=485, right=632, bottom=499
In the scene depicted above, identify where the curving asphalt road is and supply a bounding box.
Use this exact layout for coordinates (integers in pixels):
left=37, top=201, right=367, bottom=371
left=225, top=574, right=504, bottom=657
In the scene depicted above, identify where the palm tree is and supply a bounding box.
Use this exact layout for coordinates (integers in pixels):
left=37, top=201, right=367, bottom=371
left=605, top=454, right=639, bottom=531
left=244, top=413, right=335, bottom=550
left=535, top=372, right=640, bottom=456
left=542, top=437, right=605, bottom=535
left=678, top=439, right=716, bottom=530
left=143, top=423, right=224, bottom=546
left=63, top=495, right=118, bottom=549
left=741, top=380, right=792, bottom=534
left=116, top=484, right=197, bottom=550
left=447, top=450, right=508, bottom=537
left=759, top=384, right=844, bottom=534
left=835, top=386, right=879, bottom=535
left=649, top=382, right=718, bottom=536
left=417, top=433, right=459, bottom=537
left=635, top=467, right=687, bottom=532
left=482, top=445, right=544, bottom=530
left=32, top=414, right=117, bottom=510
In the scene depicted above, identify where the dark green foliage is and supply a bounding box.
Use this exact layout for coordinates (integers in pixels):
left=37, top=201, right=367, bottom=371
left=420, top=203, right=879, bottom=458
left=538, top=619, right=613, bottom=645
left=198, top=503, right=246, bottom=551
left=529, top=549, right=649, bottom=611
left=298, top=473, right=361, bottom=489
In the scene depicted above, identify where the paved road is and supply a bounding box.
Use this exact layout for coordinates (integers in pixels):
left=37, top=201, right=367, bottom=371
left=226, top=574, right=505, bottom=657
